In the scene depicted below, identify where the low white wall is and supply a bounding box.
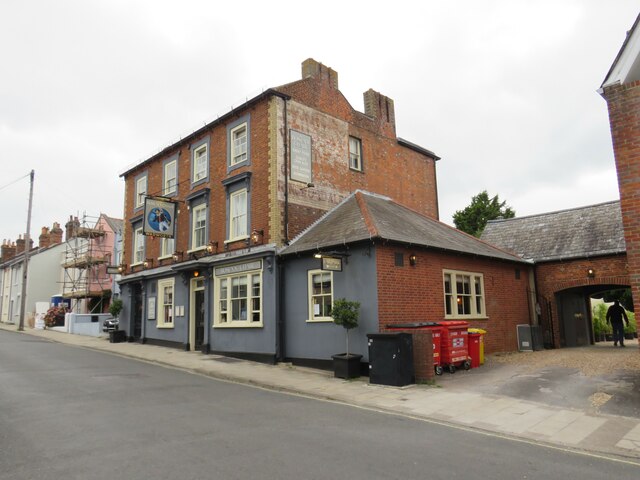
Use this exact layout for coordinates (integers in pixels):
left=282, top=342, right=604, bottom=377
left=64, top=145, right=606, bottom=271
left=68, top=313, right=112, bottom=337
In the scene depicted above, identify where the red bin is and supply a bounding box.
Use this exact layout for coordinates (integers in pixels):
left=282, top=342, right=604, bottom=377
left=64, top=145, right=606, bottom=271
left=467, top=332, right=481, bottom=369
left=438, top=320, right=471, bottom=373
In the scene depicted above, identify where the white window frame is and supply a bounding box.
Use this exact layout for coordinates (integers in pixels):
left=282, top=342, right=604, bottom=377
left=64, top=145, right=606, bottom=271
left=164, top=159, right=177, bottom=196
left=193, top=144, right=208, bottom=183
left=229, top=189, right=248, bottom=241
left=157, top=278, right=174, bottom=328
left=214, top=268, right=262, bottom=327
left=133, top=227, right=144, bottom=265
left=443, top=269, right=486, bottom=319
left=190, top=204, right=207, bottom=251
left=135, top=176, right=147, bottom=209
left=230, top=123, right=248, bottom=166
left=159, top=237, right=174, bottom=259
left=307, top=270, right=333, bottom=322
left=349, top=136, right=362, bottom=171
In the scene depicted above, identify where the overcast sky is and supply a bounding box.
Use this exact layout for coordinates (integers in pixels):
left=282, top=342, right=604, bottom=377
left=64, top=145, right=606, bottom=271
left=1, top=0, right=639, bottom=245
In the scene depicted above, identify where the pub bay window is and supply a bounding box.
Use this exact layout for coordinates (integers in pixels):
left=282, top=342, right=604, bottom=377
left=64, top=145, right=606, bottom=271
left=216, top=266, right=262, bottom=326
left=443, top=270, right=485, bottom=319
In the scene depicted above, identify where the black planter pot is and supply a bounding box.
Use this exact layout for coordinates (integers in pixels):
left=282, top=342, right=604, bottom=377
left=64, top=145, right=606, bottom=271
left=332, top=353, right=363, bottom=379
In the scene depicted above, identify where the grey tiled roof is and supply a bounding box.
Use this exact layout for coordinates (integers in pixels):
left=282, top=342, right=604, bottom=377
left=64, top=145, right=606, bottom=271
left=481, top=201, right=626, bottom=262
left=280, top=191, right=526, bottom=263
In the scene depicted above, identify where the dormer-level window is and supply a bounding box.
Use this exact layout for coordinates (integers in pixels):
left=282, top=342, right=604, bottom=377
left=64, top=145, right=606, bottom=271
left=349, top=136, right=362, bottom=171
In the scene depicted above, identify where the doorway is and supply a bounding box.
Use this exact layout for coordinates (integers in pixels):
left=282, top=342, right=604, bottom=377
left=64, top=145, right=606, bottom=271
left=190, top=278, right=205, bottom=352
left=132, top=284, right=142, bottom=340
left=557, top=291, right=590, bottom=347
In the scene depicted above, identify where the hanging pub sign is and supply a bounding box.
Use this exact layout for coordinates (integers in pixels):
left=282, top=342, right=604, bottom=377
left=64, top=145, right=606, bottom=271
left=321, top=256, right=342, bottom=272
left=143, top=196, right=177, bottom=238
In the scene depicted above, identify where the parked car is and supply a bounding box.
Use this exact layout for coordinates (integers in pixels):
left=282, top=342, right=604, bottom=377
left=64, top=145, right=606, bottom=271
left=102, top=317, right=119, bottom=333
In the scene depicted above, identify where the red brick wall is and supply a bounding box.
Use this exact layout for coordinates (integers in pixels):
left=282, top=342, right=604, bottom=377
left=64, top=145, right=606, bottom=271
left=277, top=72, right=438, bottom=243
left=122, top=100, right=273, bottom=270
left=603, top=81, right=640, bottom=333
left=535, top=254, right=630, bottom=347
left=376, top=245, right=532, bottom=354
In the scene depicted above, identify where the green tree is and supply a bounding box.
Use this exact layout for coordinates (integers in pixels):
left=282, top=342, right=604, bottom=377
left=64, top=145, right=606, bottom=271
left=453, top=190, right=515, bottom=237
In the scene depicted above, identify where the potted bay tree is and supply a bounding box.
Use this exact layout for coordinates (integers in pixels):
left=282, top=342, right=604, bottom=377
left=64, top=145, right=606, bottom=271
left=331, top=298, right=363, bottom=379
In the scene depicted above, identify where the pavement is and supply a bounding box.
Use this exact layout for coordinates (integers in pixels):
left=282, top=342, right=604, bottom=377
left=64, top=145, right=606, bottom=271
left=2, top=323, right=640, bottom=465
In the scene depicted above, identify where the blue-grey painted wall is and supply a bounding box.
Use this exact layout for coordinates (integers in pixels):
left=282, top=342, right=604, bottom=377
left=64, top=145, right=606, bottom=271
left=282, top=245, right=379, bottom=362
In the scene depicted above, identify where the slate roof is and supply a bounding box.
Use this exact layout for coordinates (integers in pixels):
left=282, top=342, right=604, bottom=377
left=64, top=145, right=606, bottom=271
left=280, top=191, right=527, bottom=263
left=480, top=201, right=626, bottom=263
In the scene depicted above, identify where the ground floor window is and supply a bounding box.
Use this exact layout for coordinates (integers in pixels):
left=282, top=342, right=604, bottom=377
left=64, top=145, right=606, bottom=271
left=157, top=278, right=174, bottom=328
left=443, top=270, right=485, bottom=319
left=214, top=261, right=262, bottom=327
left=308, top=270, right=333, bottom=322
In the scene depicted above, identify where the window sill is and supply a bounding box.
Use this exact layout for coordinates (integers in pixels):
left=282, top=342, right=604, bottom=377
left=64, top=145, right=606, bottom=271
left=158, top=255, right=173, bottom=261
left=187, top=247, right=207, bottom=254
left=444, top=316, right=489, bottom=321
left=157, top=324, right=174, bottom=329
left=131, top=262, right=143, bottom=267
left=306, top=318, right=333, bottom=323
left=349, top=167, right=364, bottom=173
left=224, top=236, right=249, bottom=244
left=214, top=323, right=263, bottom=329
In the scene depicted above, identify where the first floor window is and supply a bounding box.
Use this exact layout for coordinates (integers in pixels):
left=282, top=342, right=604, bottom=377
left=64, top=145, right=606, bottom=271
left=443, top=270, right=485, bottom=318
left=160, top=237, right=174, bottom=258
left=191, top=204, right=207, bottom=250
left=216, top=269, right=262, bottom=326
left=229, top=189, right=247, bottom=240
left=157, top=278, right=174, bottom=327
left=349, top=136, right=362, bottom=171
left=308, top=270, right=333, bottom=321
left=133, top=227, right=144, bottom=264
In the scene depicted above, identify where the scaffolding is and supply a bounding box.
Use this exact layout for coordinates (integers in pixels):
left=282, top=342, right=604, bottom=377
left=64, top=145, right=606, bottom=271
left=62, top=213, right=113, bottom=313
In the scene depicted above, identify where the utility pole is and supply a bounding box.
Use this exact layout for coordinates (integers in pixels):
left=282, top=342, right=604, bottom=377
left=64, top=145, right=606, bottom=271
left=18, top=170, right=34, bottom=331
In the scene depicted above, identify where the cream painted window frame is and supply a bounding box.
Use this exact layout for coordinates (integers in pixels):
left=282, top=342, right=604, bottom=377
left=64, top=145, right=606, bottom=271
left=214, top=267, right=263, bottom=328
left=157, top=278, right=175, bottom=328
left=307, top=269, right=333, bottom=323
left=443, top=269, right=487, bottom=319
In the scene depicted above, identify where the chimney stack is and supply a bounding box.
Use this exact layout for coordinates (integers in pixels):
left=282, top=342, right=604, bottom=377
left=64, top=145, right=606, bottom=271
left=301, top=58, right=339, bottom=89
left=65, top=216, right=80, bottom=239
left=363, top=89, right=396, bottom=133
left=50, top=222, right=63, bottom=245
left=39, top=226, right=51, bottom=249
left=15, top=235, right=25, bottom=254
left=1, top=240, right=17, bottom=263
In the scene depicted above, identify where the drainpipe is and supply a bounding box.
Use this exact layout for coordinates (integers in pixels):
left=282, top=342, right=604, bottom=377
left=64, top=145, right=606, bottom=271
left=283, top=98, right=289, bottom=244
left=276, top=257, right=285, bottom=362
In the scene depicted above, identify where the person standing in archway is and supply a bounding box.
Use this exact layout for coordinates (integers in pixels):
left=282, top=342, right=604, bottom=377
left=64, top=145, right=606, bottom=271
left=606, top=300, right=630, bottom=347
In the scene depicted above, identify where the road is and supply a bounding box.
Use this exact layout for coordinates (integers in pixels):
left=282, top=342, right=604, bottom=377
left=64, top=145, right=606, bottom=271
left=0, top=330, right=637, bottom=479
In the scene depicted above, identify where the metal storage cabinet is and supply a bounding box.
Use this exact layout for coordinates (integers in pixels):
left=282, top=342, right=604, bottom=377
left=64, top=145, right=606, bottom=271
left=367, top=333, right=414, bottom=387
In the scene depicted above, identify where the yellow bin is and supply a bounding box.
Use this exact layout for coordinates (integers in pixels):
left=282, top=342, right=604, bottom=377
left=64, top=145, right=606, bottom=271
left=468, top=328, right=487, bottom=365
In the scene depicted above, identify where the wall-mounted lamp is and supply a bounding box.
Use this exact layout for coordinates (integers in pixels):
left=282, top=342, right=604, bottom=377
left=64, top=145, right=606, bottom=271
left=587, top=268, right=595, bottom=278
left=313, top=252, right=323, bottom=259
left=118, top=263, right=127, bottom=274
left=172, top=251, right=183, bottom=263
left=301, top=182, right=315, bottom=190
left=206, top=241, right=218, bottom=254
left=250, top=229, right=264, bottom=245
left=143, top=258, right=154, bottom=269
left=409, top=254, right=417, bottom=266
